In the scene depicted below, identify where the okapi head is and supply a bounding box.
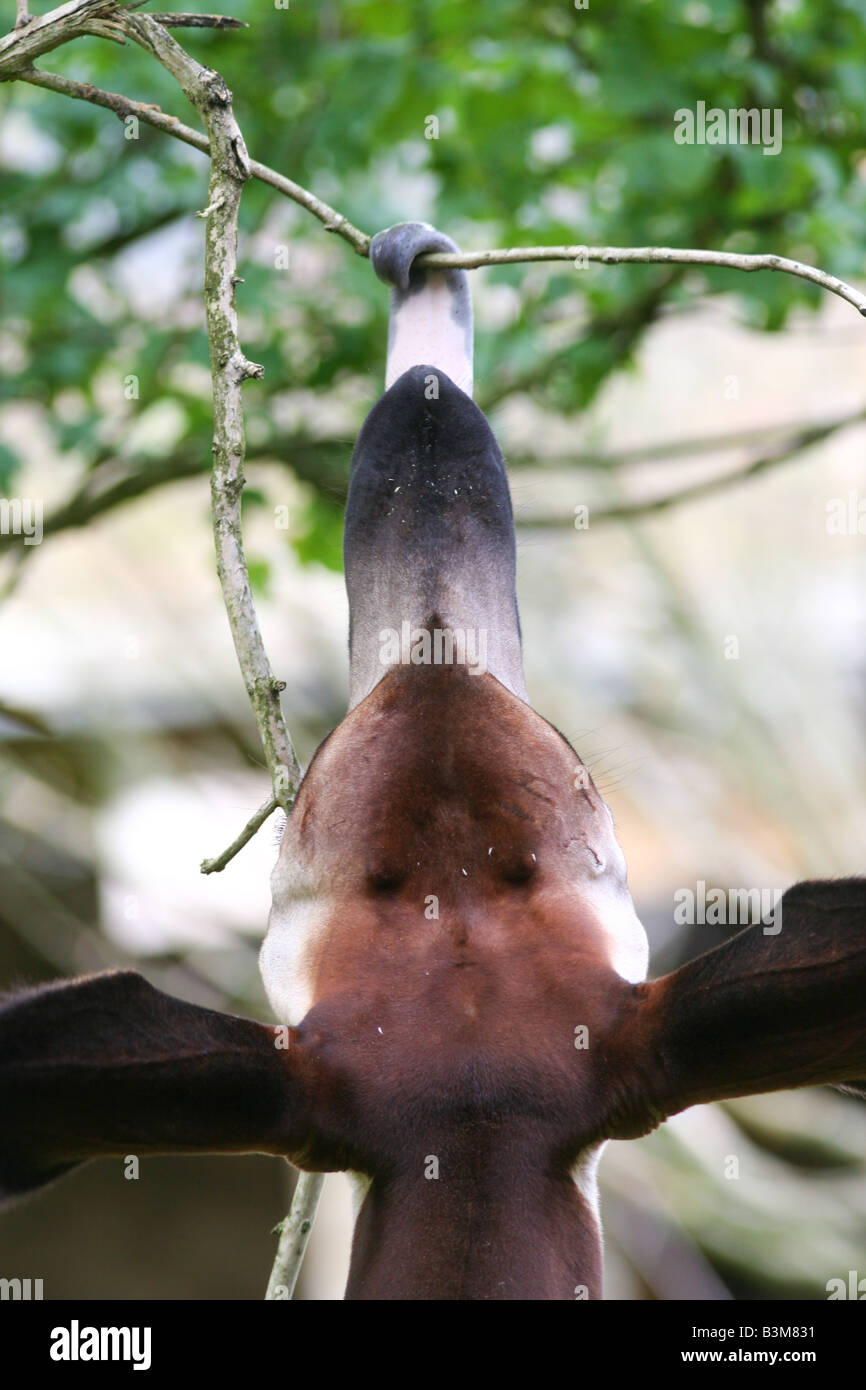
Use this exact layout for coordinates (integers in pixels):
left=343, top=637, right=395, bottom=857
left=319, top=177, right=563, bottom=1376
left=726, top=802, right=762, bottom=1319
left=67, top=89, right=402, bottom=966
left=2, top=223, right=865, bottom=1301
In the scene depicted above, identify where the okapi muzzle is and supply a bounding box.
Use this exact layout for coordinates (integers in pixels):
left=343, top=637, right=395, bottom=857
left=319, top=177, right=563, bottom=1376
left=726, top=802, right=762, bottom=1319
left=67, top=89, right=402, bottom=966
left=2, top=223, right=865, bottom=1301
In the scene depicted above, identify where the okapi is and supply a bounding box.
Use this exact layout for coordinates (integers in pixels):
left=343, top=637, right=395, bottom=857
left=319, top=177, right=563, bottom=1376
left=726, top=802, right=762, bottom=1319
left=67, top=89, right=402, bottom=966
left=1, top=223, right=865, bottom=1301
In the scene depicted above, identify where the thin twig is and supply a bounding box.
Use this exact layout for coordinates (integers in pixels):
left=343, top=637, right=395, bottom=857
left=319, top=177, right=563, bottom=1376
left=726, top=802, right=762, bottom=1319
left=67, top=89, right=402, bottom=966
left=5, top=0, right=370, bottom=256
left=521, top=412, right=862, bottom=528
left=563, top=407, right=866, bottom=469
left=201, top=794, right=279, bottom=874
left=265, top=1172, right=326, bottom=1301
left=416, top=245, right=866, bottom=320
left=149, top=12, right=248, bottom=27
left=0, top=698, right=52, bottom=734
left=0, top=0, right=142, bottom=72
left=112, top=9, right=302, bottom=815
left=0, top=435, right=348, bottom=558
left=19, top=62, right=209, bottom=134
left=16, top=64, right=369, bottom=251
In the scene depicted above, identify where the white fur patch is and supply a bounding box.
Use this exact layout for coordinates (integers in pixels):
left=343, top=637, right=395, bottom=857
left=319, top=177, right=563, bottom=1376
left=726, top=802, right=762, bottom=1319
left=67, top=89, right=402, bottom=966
left=571, top=1142, right=605, bottom=1230
left=258, top=900, right=322, bottom=1026
left=346, top=1169, right=373, bottom=1226
left=260, top=848, right=333, bottom=1024
left=565, top=831, right=649, bottom=984
left=386, top=274, right=473, bottom=396
left=588, top=881, right=650, bottom=984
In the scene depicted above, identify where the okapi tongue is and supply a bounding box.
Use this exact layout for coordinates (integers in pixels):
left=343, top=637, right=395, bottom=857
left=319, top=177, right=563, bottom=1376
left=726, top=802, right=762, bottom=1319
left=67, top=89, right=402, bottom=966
left=370, top=221, right=473, bottom=397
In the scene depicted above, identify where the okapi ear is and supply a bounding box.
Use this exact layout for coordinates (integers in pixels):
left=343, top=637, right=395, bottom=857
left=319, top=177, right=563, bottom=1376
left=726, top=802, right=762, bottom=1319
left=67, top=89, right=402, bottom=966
left=0, top=970, right=317, bottom=1200
left=636, top=878, right=866, bottom=1122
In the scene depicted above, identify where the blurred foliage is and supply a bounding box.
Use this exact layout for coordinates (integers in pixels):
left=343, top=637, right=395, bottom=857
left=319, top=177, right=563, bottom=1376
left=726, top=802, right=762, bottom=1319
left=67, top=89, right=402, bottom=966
left=3, top=0, right=866, bottom=565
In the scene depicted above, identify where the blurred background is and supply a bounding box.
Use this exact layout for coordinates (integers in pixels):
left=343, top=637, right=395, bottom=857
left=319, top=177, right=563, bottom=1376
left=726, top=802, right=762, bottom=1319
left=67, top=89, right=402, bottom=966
left=1, top=0, right=865, bottom=1299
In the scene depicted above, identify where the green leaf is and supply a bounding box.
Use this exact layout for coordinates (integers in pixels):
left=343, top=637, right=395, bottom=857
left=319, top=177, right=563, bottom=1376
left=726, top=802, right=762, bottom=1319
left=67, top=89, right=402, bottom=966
left=290, top=494, right=344, bottom=573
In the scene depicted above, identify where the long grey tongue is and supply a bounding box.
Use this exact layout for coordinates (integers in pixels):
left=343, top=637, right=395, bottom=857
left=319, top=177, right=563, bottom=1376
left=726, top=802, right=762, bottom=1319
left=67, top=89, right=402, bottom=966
left=369, top=221, right=474, bottom=397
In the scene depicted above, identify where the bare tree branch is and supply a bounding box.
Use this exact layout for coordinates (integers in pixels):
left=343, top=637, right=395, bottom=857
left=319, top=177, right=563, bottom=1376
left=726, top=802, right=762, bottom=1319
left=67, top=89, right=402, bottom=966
left=0, top=437, right=349, bottom=563
left=520, top=411, right=866, bottom=528
left=149, top=12, right=247, bottom=27
left=571, top=407, right=866, bottom=468
left=265, top=1171, right=325, bottom=1301
left=3, top=0, right=370, bottom=254
left=200, top=793, right=278, bottom=874
left=98, top=6, right=302, bottom=821
left=84, top=4, right=323, bottom=1286
left=0, top=0, right=143, bottom=72
left=416, top=245, right=866, bottom=320
left=0, top=697, right=52, bottom=734
left=16, top=61, right=222, bottom=145
left=14, top=62, right=370, bottom=250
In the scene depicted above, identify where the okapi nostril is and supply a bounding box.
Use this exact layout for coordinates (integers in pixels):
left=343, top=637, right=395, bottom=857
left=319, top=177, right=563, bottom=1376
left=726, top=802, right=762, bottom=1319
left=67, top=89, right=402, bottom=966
left=366, top=867, right=405, bottom=889
left=366, top=866, right=405, bottom=893
left=502, top=854, right=537, bottom=884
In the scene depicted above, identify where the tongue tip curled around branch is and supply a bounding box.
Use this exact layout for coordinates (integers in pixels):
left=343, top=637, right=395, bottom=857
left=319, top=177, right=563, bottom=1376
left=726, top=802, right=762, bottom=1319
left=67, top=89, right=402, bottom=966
left=369, top=221, right=459, bottom=291
left=369, top=221, right=474, bottom=397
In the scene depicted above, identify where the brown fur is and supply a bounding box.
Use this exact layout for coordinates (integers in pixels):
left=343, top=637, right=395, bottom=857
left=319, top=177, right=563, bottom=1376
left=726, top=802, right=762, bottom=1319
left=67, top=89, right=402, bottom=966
left=277, top=663, right=652, bottom=1297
